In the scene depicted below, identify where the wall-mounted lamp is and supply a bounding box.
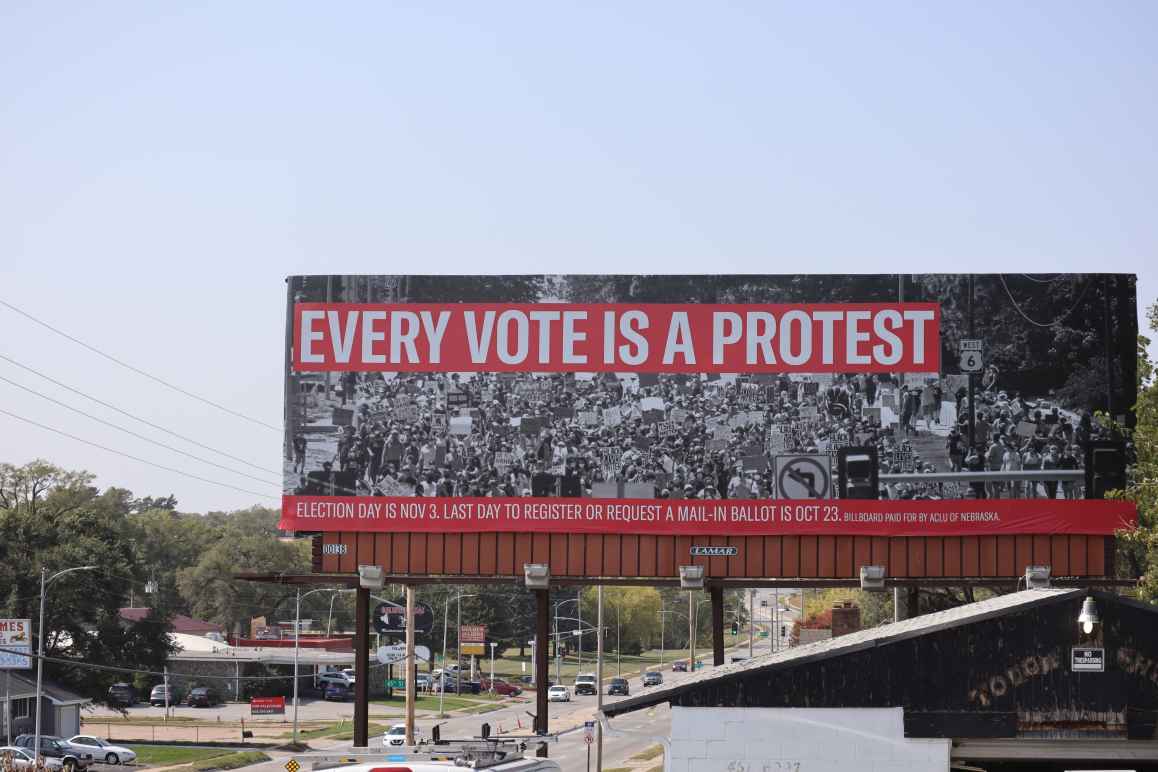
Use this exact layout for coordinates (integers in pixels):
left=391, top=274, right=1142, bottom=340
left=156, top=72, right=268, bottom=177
left=1024, top=565, right=1051, bottom=590
left=524, top=563, right=550, bottom=590
left=357, top=564, right=384, bottom=590
left=1078, top=596, right=1100, bottom=635
left=678, top=565, right=705, bottom=590
left=859, top=565, right=886, bottom=591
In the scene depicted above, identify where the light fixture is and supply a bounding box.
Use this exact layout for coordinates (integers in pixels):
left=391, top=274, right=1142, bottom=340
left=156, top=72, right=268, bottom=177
left=1024, top=565, right=1051, bottom=590
left=678, top=565, right=705, bottom=590
left=524, top=563, right=550, bottom=590
left=1078, top=595, right=1100, bottom=634
left=859, top=565, right=886, bottom=591
left=357, top=564, right=384, bottom=590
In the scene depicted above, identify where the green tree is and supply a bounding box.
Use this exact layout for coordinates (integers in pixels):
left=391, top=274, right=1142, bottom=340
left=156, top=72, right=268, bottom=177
left=1119, top=303, right=1157, bottom=597
left=0, top=461, right=174, bottom=703
left=176, top=507, right=311, bottom=635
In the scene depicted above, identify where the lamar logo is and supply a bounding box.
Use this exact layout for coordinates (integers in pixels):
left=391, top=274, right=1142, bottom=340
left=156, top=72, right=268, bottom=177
left=690, top=546, right=738, bottom=557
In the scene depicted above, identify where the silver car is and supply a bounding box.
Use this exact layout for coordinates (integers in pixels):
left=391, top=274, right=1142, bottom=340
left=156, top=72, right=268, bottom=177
left=0, top=747, right=65, bottom=771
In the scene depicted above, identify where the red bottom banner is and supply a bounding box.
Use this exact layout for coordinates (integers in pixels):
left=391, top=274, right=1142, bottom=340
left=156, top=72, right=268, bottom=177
left=281, top=496, right=1135, bottom=538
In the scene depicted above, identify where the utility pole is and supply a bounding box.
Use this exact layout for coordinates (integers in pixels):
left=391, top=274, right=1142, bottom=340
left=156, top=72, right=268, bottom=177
left=404, top=586, right=416, bottom=745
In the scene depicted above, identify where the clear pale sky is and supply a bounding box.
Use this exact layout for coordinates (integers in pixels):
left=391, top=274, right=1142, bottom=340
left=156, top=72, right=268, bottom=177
left=2, top=2, right=1155, bottom=513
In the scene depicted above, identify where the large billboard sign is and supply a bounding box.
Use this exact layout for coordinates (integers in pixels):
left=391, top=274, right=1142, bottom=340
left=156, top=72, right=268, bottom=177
left=281, top=274, right=1137, bottom=578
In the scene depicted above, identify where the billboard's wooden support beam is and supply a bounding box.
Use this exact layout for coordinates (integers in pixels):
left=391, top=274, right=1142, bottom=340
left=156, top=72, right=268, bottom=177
left=353, top=586, right=370, bottom=747
left=710, top=585, right=725, bottom=667
left=534, top=588, right=550, bottom=736
left=238, top=573, right=1137, bottom=589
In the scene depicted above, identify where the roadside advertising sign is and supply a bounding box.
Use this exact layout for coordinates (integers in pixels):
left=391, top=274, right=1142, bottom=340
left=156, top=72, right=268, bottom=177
left=0, top=619, right=32, bottom=669
left=282, top=275, right=1138, bottom=565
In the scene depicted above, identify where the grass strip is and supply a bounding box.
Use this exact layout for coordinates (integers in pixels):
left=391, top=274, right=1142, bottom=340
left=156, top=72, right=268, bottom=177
left=191, top=751, right=271, bottom=771
left=629, top=745, right=664, bottom=762
left=125, top=746, right=232, bottom=767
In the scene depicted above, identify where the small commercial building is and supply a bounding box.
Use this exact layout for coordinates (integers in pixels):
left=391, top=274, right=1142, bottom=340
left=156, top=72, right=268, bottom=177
left=1, top=673, right=90, bottom=741
left=169, top=633, right=359, bottom=700
left=604, top=588, right=1158, bottom=772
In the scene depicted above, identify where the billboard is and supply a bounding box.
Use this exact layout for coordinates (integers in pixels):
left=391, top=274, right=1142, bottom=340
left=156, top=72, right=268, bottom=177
left=280, top=275, right=1137, bottom=561
left=0, top=619, right=32, bottom=669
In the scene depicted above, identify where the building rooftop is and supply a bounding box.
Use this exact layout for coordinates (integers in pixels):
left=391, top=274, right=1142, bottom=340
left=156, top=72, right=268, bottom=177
left=605, top=587, right=1082, bottom=717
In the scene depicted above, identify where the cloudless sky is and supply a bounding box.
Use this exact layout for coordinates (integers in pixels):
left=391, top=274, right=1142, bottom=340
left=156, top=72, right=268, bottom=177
left=2, top=2, right=1155, bottom=512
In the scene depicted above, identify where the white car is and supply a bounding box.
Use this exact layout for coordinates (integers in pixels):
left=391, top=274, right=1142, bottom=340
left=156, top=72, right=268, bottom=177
left=318, top=670, right=355, bottom=688
left=383, top=723, right=423, bottom=747
left=0, top=747, right=64, bottom=771
left=68, top=737, right=137, bottom=765
left=547, top=685, right=571, bottom=702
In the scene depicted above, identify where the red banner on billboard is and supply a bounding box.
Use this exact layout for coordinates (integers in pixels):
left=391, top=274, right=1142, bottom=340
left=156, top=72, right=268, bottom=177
left=281, top=496, right=1134, bottom=538
left=292, top=303, right=940, bottom=373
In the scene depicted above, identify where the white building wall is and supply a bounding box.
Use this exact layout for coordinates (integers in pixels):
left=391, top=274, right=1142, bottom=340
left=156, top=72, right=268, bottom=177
left=666, top=707, right=950, bottom=772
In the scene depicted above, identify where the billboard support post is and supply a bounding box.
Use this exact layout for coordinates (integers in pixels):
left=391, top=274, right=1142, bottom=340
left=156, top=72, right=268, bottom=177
left=353, top=587, right=369, bottom=747
left=710, top=586, right=725, bottom=667
left=534, top=589, right=550, bottom=736
left=404, top=586, right=416, bottom=745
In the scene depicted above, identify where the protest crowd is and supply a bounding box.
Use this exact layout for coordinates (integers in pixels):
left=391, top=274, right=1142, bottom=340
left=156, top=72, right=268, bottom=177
left=289, top=369, right=1117, bottom=502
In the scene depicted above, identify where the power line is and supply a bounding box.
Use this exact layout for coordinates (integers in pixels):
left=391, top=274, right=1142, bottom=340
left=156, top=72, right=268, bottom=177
left=0, top=375, right=281, bottom=487
left=0, top=408, right=279, bottom=501
left=0, top=298, right=281, bottom=433
left=0, top=645, right=384, bottom=682
left=998, top=274, right=1094, bottom=328
left=0, top=352, right=280, bottom=476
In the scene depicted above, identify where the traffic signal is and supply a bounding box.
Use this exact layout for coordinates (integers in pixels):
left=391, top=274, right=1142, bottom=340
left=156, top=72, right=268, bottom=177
left=837, top=447, right=879, bottom=499
left=1085, top=441, right=1127, bottom=499
left=730, top=621, right=739, bottom=635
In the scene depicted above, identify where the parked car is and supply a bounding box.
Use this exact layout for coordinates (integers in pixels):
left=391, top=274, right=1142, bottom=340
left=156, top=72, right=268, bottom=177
left=149, top=684, right=181, bottom=707
left=480, top=677, right=523, bottom=696
left=383, top=723, right=423, bottom=747
left=573, top=673, right=597, bottom=696
left=642, top=671, right=663, bottom=687
left=546, top=685, right=571, bottom=702
left=66, top=737, right=137, bottom=765
left=317, top=670, right=355, bottom=689
left=0, top=746, right=65, bottom=771
left=607, top=677, right=630, bottom=696
left=435, top=676, right=481, bottom=694
left=317, top=671, right=352, bottom=689
left=185, top=687, right=223, bottom=707
left=13, top=736, right=92, bottom=769
left=324, top=683, right=353, bottom=701
left=414, top=673, right=433, bottom=692
left=106, top=682, right=136, bottom=707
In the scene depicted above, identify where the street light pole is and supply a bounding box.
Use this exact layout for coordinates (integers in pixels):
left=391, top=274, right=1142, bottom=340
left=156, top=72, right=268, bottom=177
left=35, top=565, right=96, bottom=759
left=439, top=594, right=450, bottom=718
left=293, top=588, right=301, bottom=745
left=291, top=586, right=338, bottom=746
left=748, top=589, right=755, bottom=658
left=576, top=590, right=582, bottom=672
left=687, top=592, right=695, bottom=672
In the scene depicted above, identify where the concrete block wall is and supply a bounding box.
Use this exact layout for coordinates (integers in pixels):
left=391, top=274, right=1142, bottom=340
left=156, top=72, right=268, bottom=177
left=666, top=707, right=950, bottom=772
